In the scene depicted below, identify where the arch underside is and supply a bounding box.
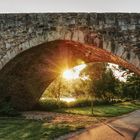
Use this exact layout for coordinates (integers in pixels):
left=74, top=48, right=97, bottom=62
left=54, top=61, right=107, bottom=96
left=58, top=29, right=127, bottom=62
left=0, top=40, right=139, bottom=110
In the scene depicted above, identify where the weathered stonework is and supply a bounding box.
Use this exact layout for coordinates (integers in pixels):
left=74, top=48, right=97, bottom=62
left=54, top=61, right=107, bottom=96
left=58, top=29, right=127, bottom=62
left=0, top=13, right=140, bottom=71
left=0, top=13, right=140, bottom=110
left=1, top=40, right=139, bottom=110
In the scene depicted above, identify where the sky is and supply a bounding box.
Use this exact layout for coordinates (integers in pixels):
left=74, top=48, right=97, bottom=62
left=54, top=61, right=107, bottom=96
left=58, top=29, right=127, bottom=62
left=0, top=0, right=140, bottom=13
left=108, top=63, right=129, bottom=82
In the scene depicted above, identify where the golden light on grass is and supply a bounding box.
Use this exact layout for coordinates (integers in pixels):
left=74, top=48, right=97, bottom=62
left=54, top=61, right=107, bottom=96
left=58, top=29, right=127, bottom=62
left=60, top=97, right=76, bottom=103
left=62, top=64, right=87, bottom=80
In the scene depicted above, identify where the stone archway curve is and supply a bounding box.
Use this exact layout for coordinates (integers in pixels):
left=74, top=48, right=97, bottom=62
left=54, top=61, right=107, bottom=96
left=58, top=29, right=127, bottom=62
left=0, top=40, right=139, bottom=110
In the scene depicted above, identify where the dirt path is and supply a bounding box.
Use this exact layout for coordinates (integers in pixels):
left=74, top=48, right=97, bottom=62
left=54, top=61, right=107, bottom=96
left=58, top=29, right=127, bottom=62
left=68, top=110, right=140, bottom=140
left=22, top=111, right=105, bottom=126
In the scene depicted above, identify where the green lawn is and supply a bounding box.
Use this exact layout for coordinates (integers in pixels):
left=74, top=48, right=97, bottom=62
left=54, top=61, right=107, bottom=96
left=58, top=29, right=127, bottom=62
left=56, top=102, right=140, bottom=117
left=0, top=102, right=140, bottom=140
left=0, top=118, right=84, bottom=140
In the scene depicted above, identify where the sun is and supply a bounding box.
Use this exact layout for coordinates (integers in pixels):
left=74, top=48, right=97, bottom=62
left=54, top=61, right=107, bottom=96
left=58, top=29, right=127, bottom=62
left=63, top=69, right=75, bottom=80
left=62, top=64, right=87, bottom=80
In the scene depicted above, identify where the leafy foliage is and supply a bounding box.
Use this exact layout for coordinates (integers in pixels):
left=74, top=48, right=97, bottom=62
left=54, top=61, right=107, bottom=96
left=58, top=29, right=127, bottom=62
left=41, top=62, right=139, bottom=114
left=35, top=98, right=121, bottom=112
left=90, top=68, right=120, bottom=102
left=34, top=99, right=67, bottom=111
left=121, top=74, right=140, bottom=99
left=42, top=63, right=107, bottom=100
left=0, top=99, right=20, bottom=117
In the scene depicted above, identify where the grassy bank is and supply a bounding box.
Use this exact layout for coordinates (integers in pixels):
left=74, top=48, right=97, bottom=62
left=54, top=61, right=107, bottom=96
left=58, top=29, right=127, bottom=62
left=55, top=102, right=140, bottom=117
left=0, top=118, right=85, bottom=140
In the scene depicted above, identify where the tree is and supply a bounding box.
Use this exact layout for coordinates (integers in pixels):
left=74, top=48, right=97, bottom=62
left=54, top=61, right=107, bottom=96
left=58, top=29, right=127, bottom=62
left=42, top=63, right=107, bottom=102
left=122, top=74, right=140, bottom=100
left=82, top=63, right=107, bottom=115
left=91, top=68, right=119, bottom=102
left=42, top=76, right=63, bottom=101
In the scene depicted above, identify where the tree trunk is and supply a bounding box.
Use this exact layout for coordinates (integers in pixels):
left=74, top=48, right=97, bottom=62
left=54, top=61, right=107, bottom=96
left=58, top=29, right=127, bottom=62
left=91, top=97, right=94, bottom=116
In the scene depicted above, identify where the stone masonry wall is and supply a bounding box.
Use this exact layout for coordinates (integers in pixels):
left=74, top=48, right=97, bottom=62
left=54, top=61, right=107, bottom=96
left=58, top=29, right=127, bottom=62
left=0, top=13, right=140, bottom=70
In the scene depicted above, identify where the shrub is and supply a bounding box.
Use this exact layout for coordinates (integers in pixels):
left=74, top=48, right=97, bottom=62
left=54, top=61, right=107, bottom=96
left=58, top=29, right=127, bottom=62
left=67, top=99, right=91, bottom=108
left=34, top=99, right=67, bottom=111
left=0, top=101, right=21, bottom=117
left=34, top=98, right=123, bottom=111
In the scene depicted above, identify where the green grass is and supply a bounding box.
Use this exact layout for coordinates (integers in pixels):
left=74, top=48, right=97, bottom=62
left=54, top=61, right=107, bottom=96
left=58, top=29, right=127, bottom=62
left=0, top=102, right=140, bottom=139
left=55, top=102, right=140, bottom=117
left=0, top=118, right=84, bottom=140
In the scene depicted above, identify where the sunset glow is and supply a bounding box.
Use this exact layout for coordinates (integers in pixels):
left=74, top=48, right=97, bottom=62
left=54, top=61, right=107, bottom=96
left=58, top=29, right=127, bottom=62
left=62, top=64, right=87, bottom=80
left=60, top=97, right=76, bottom=103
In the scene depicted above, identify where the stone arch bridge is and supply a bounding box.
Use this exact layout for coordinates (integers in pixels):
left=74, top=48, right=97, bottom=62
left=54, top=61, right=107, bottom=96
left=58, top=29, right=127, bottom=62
left=0, top=13, right=140, bottom=110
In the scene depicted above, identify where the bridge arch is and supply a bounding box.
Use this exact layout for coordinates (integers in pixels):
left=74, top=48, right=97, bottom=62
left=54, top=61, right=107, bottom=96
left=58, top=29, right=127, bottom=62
left=0, top=13, right=140, bottom=71
left=0, top=40, right=139, bottom=110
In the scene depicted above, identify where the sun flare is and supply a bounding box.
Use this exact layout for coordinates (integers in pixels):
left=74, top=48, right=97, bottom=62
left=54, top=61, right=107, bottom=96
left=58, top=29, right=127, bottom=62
left=60, top=97, right=76, bottom=103
left=62, top=64, right=87, bottom=80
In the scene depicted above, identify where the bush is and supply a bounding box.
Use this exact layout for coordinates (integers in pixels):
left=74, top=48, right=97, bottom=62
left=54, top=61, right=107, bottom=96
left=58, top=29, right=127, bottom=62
left=67, top=99, right=91, bottom=108
left=0, top=102, right=21, bottom=117
left=34, top=99, right=67, bottom=111
left=34, top=98, right=93, bottom=111
left=34, top=98, right=123, bottom=111
left=67, top=99, right=117, bottom=107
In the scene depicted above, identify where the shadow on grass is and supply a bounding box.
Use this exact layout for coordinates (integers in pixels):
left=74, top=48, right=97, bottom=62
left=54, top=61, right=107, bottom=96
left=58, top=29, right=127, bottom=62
left=0, top=118, right=80, bottom=140
left=55, top=102, right=140, bottom=117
